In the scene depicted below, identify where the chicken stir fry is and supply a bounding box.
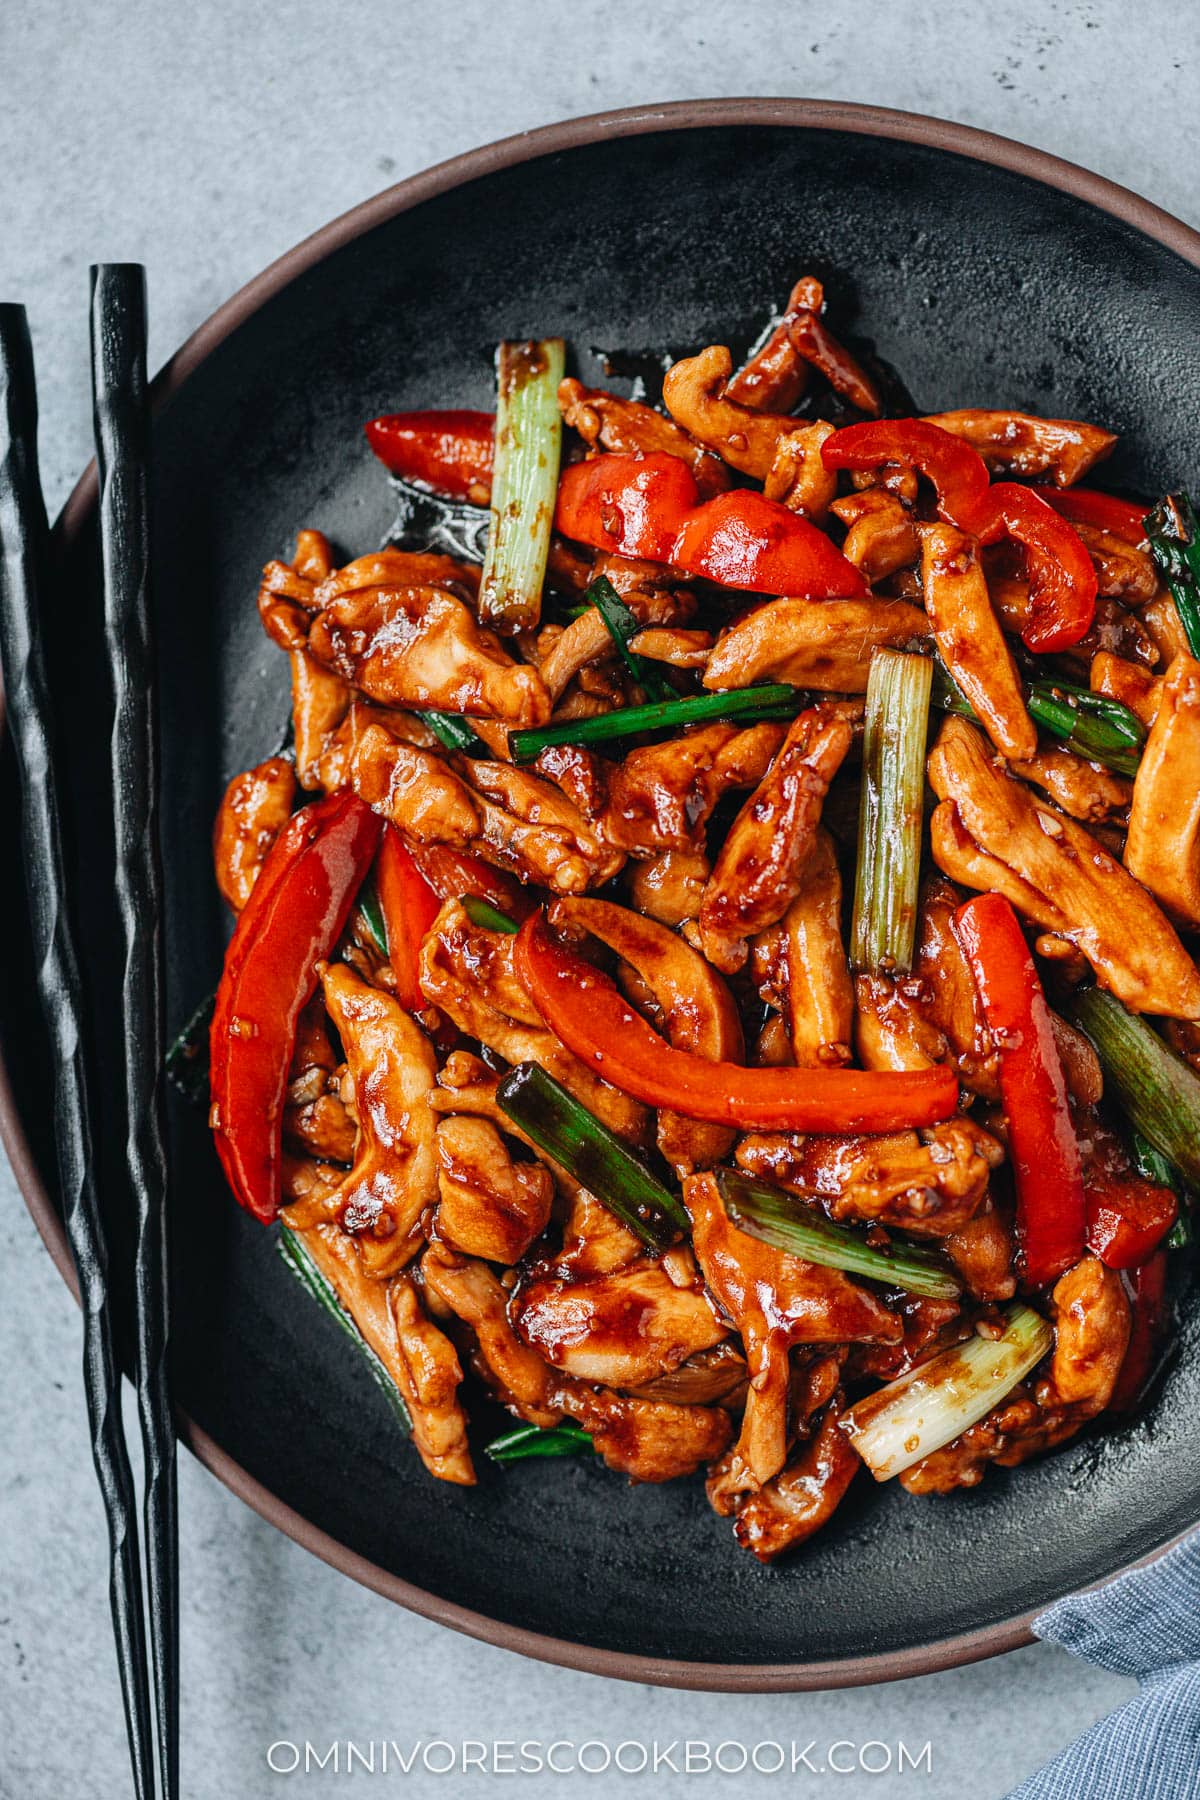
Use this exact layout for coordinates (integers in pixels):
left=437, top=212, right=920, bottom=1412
left=202, top=280, right=1200, bottom=1563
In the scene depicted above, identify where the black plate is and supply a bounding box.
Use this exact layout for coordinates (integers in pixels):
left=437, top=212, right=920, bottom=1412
left=5, top=101, right=1200, bottom=1690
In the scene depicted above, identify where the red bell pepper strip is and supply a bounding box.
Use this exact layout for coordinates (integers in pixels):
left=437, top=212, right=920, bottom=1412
left=670, top=486, right=868, bottom=596
left=554, top=452, right=700, bottom=562
left=952, top=893, right=1086, bottom=1287
left=1085, top=1176, right=1177, bottom=1271
left=515, top=910, right=958, bottom=1132
left=1030, top=484, right=1148, bottom=546
left=374, top=825, right=441, bottom=1012
left=364, top=409, right=494, bottom=503
left=821, top=418, right=991, bottom=528
left=554, top=453, right=867, bottom=596
left=966, top=481, right=1098, bottom=653
left=210, top=791, right=382, bottom=1223
left=1109, top=1251, right=1170, bottom=1412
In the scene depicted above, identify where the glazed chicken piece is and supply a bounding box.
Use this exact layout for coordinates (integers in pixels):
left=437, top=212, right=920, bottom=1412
left=899, top=1256, right=1130, bottom=1493
left=283, top=996, right=358, bottom=1166
left=511, top=1259, right=727, bottom=1389
left=928, top=716, right=1200, bottom=1018
left=434, top=1115, right=554, bottom=1263
left=785, top=305, right=882, bottom=415
left=212, top=755, right=296, bottom=911
left=465, top=756, right=625, bottom=890
left=318, top=963, right=439, bottom=1276
left=420, top=1243, right=560, bottom=1426
left=685, top=1172, right=900, bottom=1489
left=830, top=489, right=920, bottom=584
left=530, top=742, right=610, bottom=826
left=662, top=344, right=800, bottom=479
left=854, top=972, right=950, bottom=1074
left=627, top=846, right=710, bottom=926
left=699, top=705, right=853, bottom=973
left=734, top=1119, right=1000, bottom=1238
left=729, top=1401, right=860, bottom=1562
left=352, top=722, right=621, bottom=894
left=914, top=876, right=998, bottom=1097
left=289, top=1222, right=474, bottom=1484
left=1071, top=523, right=1160, bottom=605
left=750, top=829, right=853, bottom=1069
left=603, top=719, right=784, bottom=855
left=923, top=410, right=1117, bottom=486
left=762, top=420, right=838, bottom=519
left=298, top=547, right=550, bottom=728
left=556, top=1384, right=732, bottom=1484
left=919, top=520, right=1037, bottom=761
left=419, top=900, right=651, bottom=1142
left=551, top=895, right=744, bottom=1175
left=703, top=596, right=929, bottom=694
left=1008, top=748, right=1132, bottom=825
left=1090, top=651, right=1162, bottom=728
left=1125, top=654, right=1200, bottom=927
left=552, top=1187, right=644, bottom=1278
left=558, top=377, right=730, bottom=496
left=726, top=275, right=822, bottom=412
left=943, top=1195, right=1017, bottom=1301
left=1141, top=592, right=1194, bottom=666
left=390, top=1272, right=476, bottom=1484
left=430, top=1052, right=640, bottom=1276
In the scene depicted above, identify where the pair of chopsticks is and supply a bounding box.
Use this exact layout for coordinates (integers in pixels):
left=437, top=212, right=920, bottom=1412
left=0, top=273, right=177, bottom=1797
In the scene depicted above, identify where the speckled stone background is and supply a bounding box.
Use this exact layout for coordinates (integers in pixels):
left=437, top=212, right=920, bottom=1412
left=1, top=2, right=1196, bottom=1795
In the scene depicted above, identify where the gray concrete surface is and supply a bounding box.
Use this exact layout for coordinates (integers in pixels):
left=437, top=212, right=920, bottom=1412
left=2, top=0, right=1196, bottom=1794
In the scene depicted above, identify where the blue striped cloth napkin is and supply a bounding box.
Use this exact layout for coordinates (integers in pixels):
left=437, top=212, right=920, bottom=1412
left=1008, top=1532, right=1200, bottom=1798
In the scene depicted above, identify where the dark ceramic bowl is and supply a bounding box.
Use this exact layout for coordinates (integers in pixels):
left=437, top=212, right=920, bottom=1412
left=5, top=100, right=1200, bottom=1691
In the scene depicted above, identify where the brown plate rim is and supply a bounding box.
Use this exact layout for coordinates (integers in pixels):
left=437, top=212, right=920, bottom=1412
left=4, top=96, right=1199, bottom=1693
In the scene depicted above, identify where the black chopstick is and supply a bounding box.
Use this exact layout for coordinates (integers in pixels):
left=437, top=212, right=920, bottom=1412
left=90, top=265, right=178, bottom=1800
left=0, top=308, right=156, bottom=1797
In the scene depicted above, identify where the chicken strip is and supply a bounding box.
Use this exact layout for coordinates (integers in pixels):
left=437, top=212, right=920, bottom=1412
left=726, top=275, right=822, bottom=411
left=686, top=1172, right=899, bottom=1489
left=434, top=1115, right=554, bottom=1263
left=830, top=489, right=920, bottom=584
left=1008, top=748, right=1132, bottom=825
left=1125, top=654, right=1200, bottom=927
left=703, top=596, right=929, bottom=694
left=699, top=706, right=853, bottom=972
left=512, top=1259, right=726, bottom=1388
left=291, top=1223, right=473, bottom=1484
left=212, top=755, right=296, bottom=911
left=556, top=1385, right=732, bottom=1484
left=920, top=520, right=1036, bottom=761
left=420, top=1244, right=560, bottom=1426
left=353, top=722, right=619, bottom=894
left=319, top=962, right=439, bottom=1277
left=662, top=344, right=797, bottom=479
left=750, top=829, right=854, bottom=1069
left=734, top=1118, right=1000, bottom=1237
left=763, top=420, right=838, bottom=519
left=307, top=567, right=550, bottom=726
left=928, top=716, right=1200, bottom=1017
left=604, top=720, right=784, bottom=855
left=730, top=1401, right=860, bottom=1562
left=923, top=410, right=1116, bottom=486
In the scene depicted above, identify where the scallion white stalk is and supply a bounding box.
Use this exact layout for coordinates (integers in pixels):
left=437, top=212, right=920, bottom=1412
left=841, top=1302, right=1052, bottom=1481
left=479, top=337, right=565, bottom=632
